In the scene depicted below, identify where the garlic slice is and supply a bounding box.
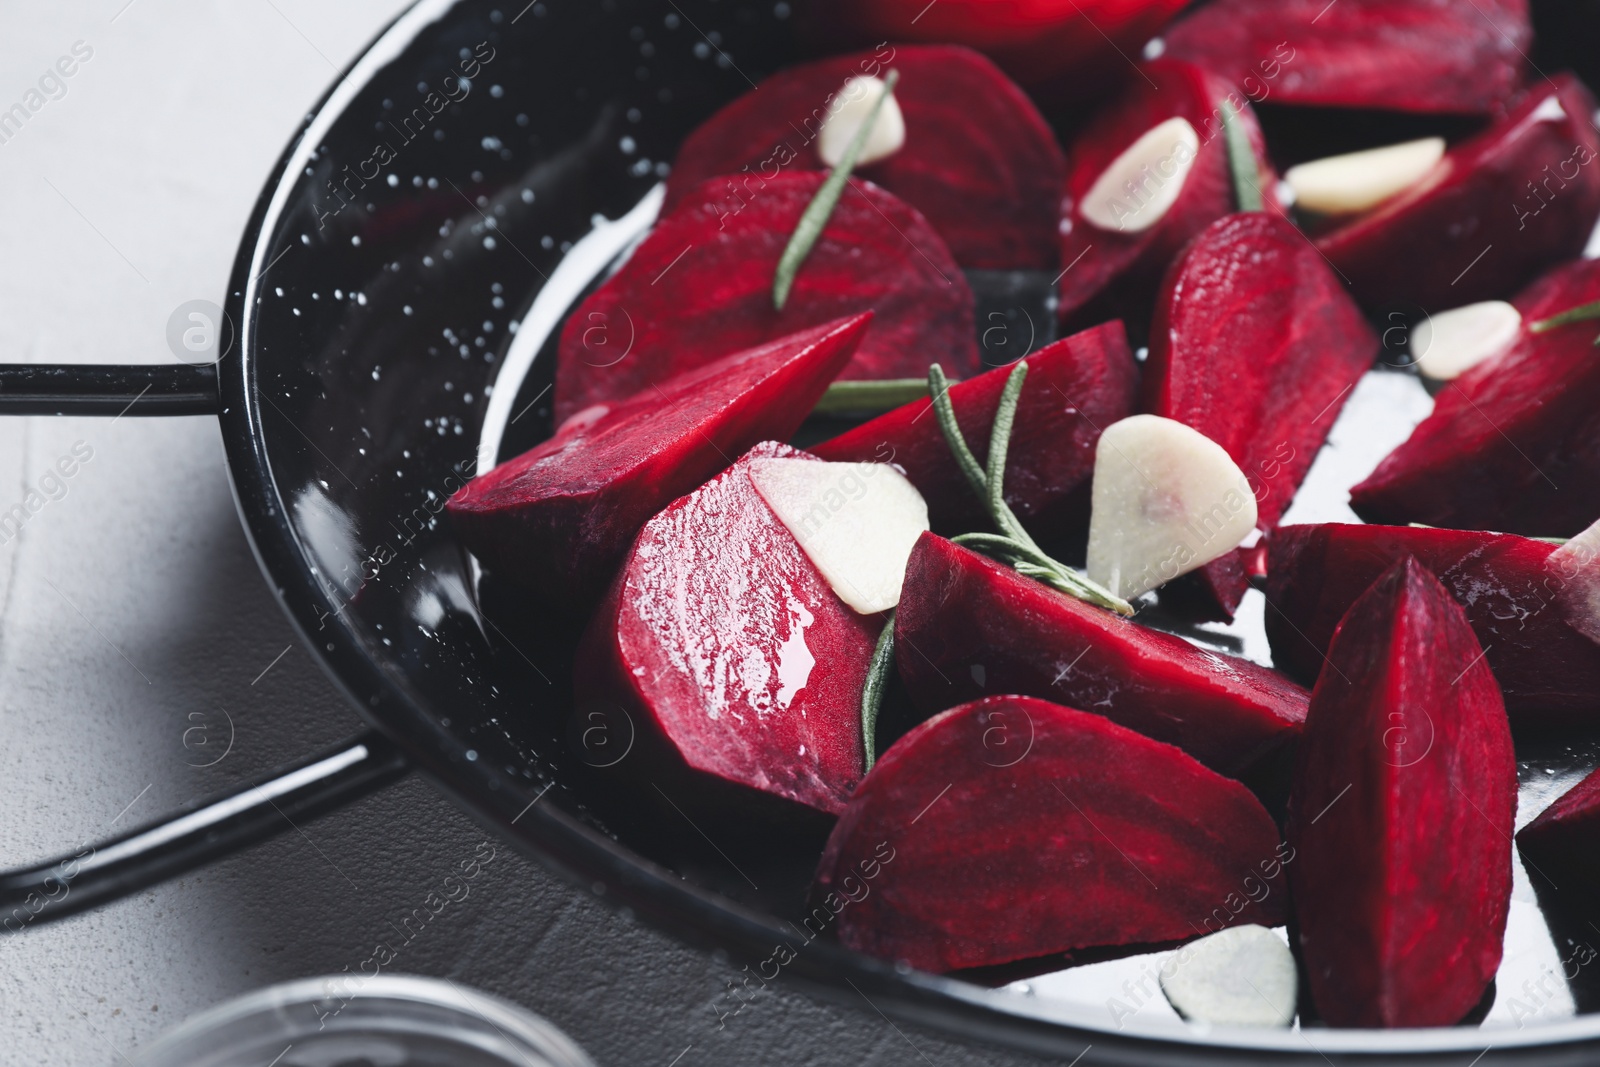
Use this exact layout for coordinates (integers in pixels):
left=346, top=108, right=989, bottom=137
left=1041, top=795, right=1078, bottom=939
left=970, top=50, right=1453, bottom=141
left=1549, top=518, right=1600, bottom=648
left=1160, top=925, right=1297, bottom=1028
left=1285, top=137, right=1445, bottom=216
left=1086, top=415, right=1258, bottom=601
left=1079, top=117, right=1201, bottom=234
left=817, top=76, right=906, bottom=168
left=750, top=459, right=929, bottom=615
left=1412, top=301, right=1522, bottom=381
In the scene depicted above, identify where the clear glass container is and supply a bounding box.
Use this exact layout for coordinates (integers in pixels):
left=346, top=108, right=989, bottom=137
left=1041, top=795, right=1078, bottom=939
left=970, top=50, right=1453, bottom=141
left=129, top=974, right=596, bottom=1067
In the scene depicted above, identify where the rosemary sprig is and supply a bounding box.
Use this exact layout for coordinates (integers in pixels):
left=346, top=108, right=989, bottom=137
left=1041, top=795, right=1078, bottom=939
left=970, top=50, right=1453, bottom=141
left=928, top=362, right=1134, bottom=615
left=860, top=610, right=896, bottom=771
left=813, top=377, right=936, bottom=418
left=1221, top=100, right=1264, bottom=213
left=773, top=69, right=900, bottom=311
left=1530, top=298, right=1600, bottom=346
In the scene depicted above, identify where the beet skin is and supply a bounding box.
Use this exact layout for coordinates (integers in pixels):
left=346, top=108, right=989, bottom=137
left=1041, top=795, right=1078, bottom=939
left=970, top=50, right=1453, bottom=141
left=1287, top=557, right=1515, bottom=1028
left=894, top=533, right=1307, bottom=777
left=815, top=695, right=1288, bottom=973
left=1266, top=523, right=1600, bottom=730
left=1350, top=257, right=1600, bottom=538
left=450, top=315, right=868, bottom=604
left=664, top=45, right=1064, bottom=270
left=554, top=172, right=977, bottom=425
left=1145, top=212, right=1377, bottom=617
left=574, top=443, right=878, bottom=818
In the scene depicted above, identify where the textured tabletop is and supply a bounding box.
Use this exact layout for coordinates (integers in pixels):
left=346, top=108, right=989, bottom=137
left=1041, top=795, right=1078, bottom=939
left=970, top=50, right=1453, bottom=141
left=0, top=4, right=1045, bottom=1064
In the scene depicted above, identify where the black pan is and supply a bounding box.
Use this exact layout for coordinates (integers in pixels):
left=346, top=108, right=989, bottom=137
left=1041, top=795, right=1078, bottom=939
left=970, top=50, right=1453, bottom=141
left=4, top=1, right=1600, bottom=1062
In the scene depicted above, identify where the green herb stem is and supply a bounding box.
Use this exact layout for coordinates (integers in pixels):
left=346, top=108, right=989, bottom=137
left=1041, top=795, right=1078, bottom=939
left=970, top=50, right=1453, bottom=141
left=1530, top=298, right=1600, bottom=346
left=860, top=611, right=896, bottom=771
left=929, top=362, right=1134, bottom=616
left=773, top=69, right=900, bottom=311
left=1221, top=100, right=1264, bottom=213
left=813, top=377, right=939, bottom=418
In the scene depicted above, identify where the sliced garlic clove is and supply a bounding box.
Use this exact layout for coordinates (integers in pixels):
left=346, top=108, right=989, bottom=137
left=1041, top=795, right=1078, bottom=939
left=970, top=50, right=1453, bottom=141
left=1086, top=415, right=1258, bottom=601
left=1079, top=117, right=1201, bottom=234
left=1160, top=925, right=1297, bottom=1028
left=749, top=458, right=929, bottom=615
left=1549, top=517, right=1600, bottom=648
left=1412, top=301, right=1522, bottom=381
left=817, top=76, right=906, bottom=168
left=1285, top=137, right=1446, bottom=216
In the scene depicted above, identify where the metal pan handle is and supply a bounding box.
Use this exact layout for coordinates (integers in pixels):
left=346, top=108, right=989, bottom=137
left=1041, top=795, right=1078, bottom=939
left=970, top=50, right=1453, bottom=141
left=0, top=362, right=411, bottom=925
left=0, top=363, right=219, bottom=416
left=1, top=732, right=407, bottom=930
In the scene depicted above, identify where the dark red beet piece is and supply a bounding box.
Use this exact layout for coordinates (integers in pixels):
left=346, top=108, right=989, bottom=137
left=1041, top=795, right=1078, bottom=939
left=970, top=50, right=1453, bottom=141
left=1349, top=258, right=1600, bottom=537
left=1058, top=60, right=1279, bottom=325
left=1316, top=75, right=1600, bottom=312
left=663, top=45, right=1064, bottom=271
left=1145, top=212, right=1377, bottom=618
left=449, top=316, right=869, bottom=604
left=894, top=533, right=1307, bottom=776
left=574, top=443, right=878, bottom=817
left=798, top=0, right=1192, bottom=108
left=1266, top=523, right=1600, bottom=730
left=554, top=172, right=976, bottom=425
left=1287, top=557, right=1515, bottom=1028
left=811, top=321, right=1137, bottom=540
left=1518, top=769, right=1600, bottom=896
left=1163, top=0, right=1530, bottom=116
left=814, top=695, right=1288, bottom=973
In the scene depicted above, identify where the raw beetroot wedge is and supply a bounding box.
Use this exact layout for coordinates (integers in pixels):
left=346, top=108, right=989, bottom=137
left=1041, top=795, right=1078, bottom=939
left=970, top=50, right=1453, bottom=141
left=663, top=46, right=1064, bottom=270
left=1145, top=212, right=1378, bottom=617
left=1162, top=0, right=1530, bottom=116
left=574, top=443, right=879, bottom=818
left=811, top=321, right=1138, bottom=540
left=1266, top=523, right=1600, bottom=729
left=554, top=172, right=977, bottom=425
left=894, top=534, right=1307, bottom=776
left=449, top=316, right=869, bottom=604
left=814, top=695, right=1288, bottom=973
left=1317, top=75, right=1600, bottom=312
left=1349, top=258, right=1600, bottom=536
left=1058, top=60, right=1279, bottom=325
left=1287, top=557, right=1515, bottom=1028
left=1517, top=768, right=1600, bottom=896
left=798, top=0, right=1192, bottom=108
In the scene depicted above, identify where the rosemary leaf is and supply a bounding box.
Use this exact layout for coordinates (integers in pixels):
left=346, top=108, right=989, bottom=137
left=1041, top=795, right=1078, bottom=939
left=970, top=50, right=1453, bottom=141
left=861, top=611, right=896, bottom=771
left=1221, top=100, right=1264, bottom=213
left=928, top=364, right=990, bottom=499
left=773, top=69, right=900, bottom=310
left=813, top=377, right=939, bottom=418
left=1530, top=299, right=1600, bottom=334
left=985, top=362, right=1028, bottom=529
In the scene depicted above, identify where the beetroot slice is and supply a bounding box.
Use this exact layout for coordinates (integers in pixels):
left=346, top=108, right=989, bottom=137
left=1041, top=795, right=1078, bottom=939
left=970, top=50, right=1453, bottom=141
left=1287, top=557, right=1514, bottom=1028
left=663, top=45, right=1064, bottom=270
left=574, top=443, right=878, bottom=817
left=810, top=321, right=1138, bottom=540
left=1517, top=768, right=1600, bottom=896
left=814, top=694, right=1288, bottom=973
left=796, top=0, right=1194, bottom=109
left=554, top=171, right=977, bottom=425
left=449, top=315, right=869, bottom=603
left=1349, top=257, right=1600, bottom=537
left=894, top=533, right=1307, bottom=776
left=1266, top=523, right=1600, bottom=730
left=1162, top=0, right=1530, bottom=116
left=1058, top=60, right=1280, bottom=325
left=1145, top=212, right=1377, bottom=618
left=1316, top=75, right=1600, bottom=312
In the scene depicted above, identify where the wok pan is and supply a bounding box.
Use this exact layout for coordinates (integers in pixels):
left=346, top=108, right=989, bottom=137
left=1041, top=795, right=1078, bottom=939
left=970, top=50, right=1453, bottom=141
left=4, top=1, right=1600, bottom=1061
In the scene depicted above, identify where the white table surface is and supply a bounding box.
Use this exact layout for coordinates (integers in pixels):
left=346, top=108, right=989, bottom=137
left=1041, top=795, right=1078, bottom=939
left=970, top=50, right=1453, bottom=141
left=0, top=3, right=1049, bottom=1064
